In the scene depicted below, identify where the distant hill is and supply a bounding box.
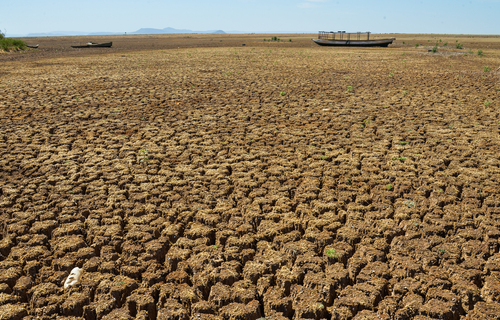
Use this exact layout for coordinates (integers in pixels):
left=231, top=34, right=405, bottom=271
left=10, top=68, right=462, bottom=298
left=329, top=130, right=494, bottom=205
left=130, top=27, right=226, bottom=35
left=22, top=27, right=226, bottom=37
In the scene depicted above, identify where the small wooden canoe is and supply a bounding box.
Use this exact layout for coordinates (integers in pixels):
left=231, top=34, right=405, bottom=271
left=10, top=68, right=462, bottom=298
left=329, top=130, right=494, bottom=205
left=71, top=42, right=112, bottom=48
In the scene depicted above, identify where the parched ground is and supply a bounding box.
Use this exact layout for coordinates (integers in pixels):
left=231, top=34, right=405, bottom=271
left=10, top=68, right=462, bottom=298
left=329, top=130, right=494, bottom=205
left=1, top=34, right=500, bottom=320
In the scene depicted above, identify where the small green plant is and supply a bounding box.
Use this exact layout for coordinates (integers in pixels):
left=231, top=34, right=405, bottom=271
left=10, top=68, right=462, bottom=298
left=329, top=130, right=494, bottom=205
left=392, top=156, right=407, bottom=161
left=455, top=43, right=463, bottom=49
left=213, top=245, right=219, bottom=249
left=399, top=141, right=408, bottom=146
left=477, top=50, right=483, bottom=56
left=346, top=85, right=353, bottom=93
left=443, top=42, right=448, bottom=46
left=484, top=100, right=492, bottom=107
left=387, top=184, right=393, bottom=191
left=325, top=248, right=340, bottom=259
left=438, top=248, right=446, bottom=254
left=139, top=148, right=149, bottom=164
left=279, top=91, right=286, bottom=96
left=402, top=90, right=407, bottom=95
left=388, top=72, right=394, bottom=77
left=319, top=155, right=328, bottom=160
left=415, top=43, right=419, bottom=48
left=431, top=43, right=438, bottom=53
left=483, top=66, right=491, bottom=72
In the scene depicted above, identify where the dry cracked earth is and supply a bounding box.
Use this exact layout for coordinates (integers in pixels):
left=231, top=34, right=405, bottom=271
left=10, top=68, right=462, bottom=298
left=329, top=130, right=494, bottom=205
left=1, top=34, right=500, bottom=320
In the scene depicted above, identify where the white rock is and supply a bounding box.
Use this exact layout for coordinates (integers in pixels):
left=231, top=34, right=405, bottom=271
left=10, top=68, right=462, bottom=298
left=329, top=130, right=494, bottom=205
left=64, top=267, right=83, bottom=289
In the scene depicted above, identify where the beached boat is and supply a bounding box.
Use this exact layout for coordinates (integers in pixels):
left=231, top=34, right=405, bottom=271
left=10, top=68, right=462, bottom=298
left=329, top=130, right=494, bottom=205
left=71, top=42, right=112, bottom=48
left=26, top=44, right=39, bottom=49
left=312, top=31, right=395, bottom=47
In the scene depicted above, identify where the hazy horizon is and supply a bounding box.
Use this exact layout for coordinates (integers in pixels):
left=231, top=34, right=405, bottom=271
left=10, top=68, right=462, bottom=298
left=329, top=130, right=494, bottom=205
left=3, top=0, right=500, bottom=37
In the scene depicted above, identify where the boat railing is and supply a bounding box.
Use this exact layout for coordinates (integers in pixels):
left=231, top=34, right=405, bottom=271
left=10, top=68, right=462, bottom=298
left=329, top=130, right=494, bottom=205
left=318, top=31, right=371, bottom=41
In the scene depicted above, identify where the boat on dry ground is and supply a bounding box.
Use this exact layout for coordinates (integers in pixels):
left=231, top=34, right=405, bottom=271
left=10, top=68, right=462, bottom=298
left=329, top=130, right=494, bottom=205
left=71, top=42, right=112, bottom=48
left=312, top=31, right=395, bottom=47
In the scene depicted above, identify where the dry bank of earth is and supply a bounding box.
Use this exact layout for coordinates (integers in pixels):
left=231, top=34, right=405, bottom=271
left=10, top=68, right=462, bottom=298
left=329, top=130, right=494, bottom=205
left=1, top=34, right=500, bottom=319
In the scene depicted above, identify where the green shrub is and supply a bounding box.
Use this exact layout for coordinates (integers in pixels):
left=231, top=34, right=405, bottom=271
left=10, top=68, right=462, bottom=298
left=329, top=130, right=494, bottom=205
left=483, top=66, right=491, bottom=72
left=477, top=50, right=483, bottom=56
left=431, top=43, right=438, bottom=53
left=455, top=43, right=463, bottom=49
left=0, top=36, right=27, bottom=51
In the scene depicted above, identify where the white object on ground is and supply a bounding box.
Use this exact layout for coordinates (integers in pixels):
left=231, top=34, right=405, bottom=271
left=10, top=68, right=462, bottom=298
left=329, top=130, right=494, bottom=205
left=64, top=267, right=83, bottom=289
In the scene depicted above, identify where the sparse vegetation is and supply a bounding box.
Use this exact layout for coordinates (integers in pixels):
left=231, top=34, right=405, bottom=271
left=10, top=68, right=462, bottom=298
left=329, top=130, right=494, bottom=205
left=455, top=43, right=463, bottom=49
left=483, top=66, right=491, bottom=72
left=139, top=148, right=149, bottom=164
left=265, top=36, right=282, bottom=42
left=392, top=156, right=407, bottom=161
left=325, top=248, right=340, bottom=259
left=0, top=31, right=27, bottom=51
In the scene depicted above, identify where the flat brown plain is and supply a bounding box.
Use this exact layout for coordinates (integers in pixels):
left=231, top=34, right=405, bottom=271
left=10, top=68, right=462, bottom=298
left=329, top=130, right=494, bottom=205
left=1, top=33, right=500, bottom=320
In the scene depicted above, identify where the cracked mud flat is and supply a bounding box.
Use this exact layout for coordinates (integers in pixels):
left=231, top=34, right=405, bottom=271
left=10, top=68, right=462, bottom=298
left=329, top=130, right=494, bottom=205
left=1, top=34, right=500, bottom=319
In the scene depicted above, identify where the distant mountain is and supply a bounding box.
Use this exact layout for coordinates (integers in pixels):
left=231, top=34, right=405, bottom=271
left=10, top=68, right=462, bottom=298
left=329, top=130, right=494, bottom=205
left=21, top=27, right=226, bottom=37
left=130, top=27, right=226, bottom=35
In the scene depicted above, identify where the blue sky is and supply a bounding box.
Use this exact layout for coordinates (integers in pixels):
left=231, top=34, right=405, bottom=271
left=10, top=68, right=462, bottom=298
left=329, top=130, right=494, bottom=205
left=3, top=0, right=500, bottom=36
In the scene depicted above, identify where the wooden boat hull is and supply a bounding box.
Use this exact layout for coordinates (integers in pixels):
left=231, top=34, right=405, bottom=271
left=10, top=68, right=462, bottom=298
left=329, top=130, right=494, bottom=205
left=312, top=38, right=394, bottom=47
left=71, top=42, right=112, bottom=48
